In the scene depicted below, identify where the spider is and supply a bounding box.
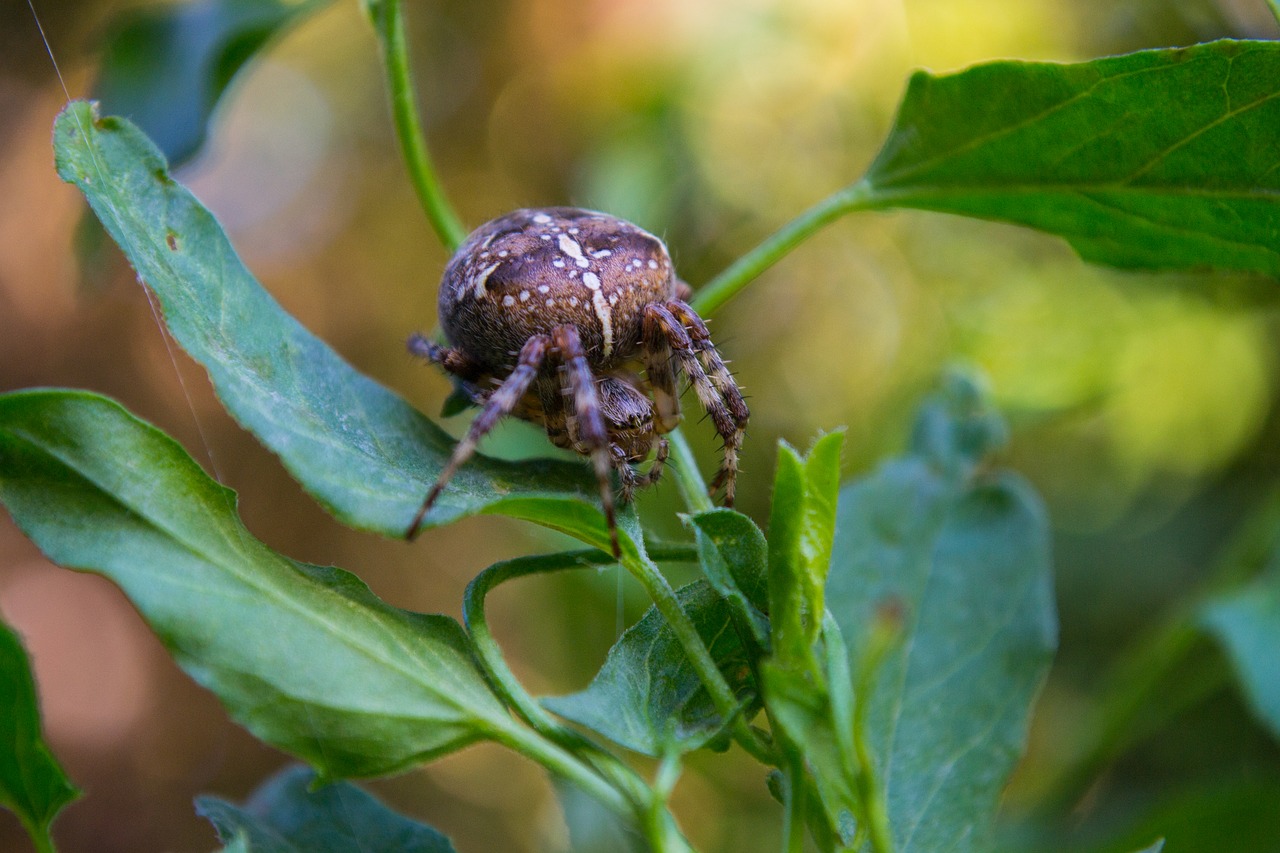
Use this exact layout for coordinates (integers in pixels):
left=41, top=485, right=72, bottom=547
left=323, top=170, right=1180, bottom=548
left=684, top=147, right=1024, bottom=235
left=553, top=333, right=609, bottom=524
left=405, top=207, right=749, bottom=556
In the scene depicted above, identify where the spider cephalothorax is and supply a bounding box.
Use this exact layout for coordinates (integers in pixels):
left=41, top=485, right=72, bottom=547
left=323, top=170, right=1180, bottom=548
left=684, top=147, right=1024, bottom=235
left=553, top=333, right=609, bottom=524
left=405, top=207, right=748, bottom=555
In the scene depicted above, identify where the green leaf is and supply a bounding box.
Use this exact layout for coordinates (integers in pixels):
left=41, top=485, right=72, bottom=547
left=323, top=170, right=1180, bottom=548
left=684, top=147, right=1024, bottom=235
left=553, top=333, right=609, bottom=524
left=197, top=764, right=456, bottom=852
left=768, top=431, right=845, bottom=664
left=826, top=378, right=1056, bottom=852
left=95, top=0, right=332, bottom=165
left=0, top=389, right=512, bottom=778
left=1201, top=562, right=1280, bottom=740
left=864, top=40, right=1280, bottom=277
left=685, top=508, right=770, bottom=646
left=760, top=656, right=859, bottom=846
left=0, top=619, right=79, bottom=850
left=542, top=581, right=758, bottom=756
left=1080, top=780, right=1280, bottom=853
left=52, top=101, right=604, bottom=541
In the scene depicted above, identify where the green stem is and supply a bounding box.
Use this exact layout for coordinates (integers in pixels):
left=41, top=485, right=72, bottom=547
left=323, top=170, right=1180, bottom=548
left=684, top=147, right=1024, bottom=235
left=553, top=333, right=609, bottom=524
left=853, top=616, right=897, bottom=853
left=621, top=549, right=775, bottom=764
left=668, top=427, right=715, bottom=514
left=464, top=549, right=691, bottom=786
left=782, top=759, right=807, bottom=853
left=375, top=0, right=468, bottom=252
left=691, top=181, right=879, bottom=318
left=469, top=548, right=702, bottom=852
left=486, top=716, right=635, bottom=820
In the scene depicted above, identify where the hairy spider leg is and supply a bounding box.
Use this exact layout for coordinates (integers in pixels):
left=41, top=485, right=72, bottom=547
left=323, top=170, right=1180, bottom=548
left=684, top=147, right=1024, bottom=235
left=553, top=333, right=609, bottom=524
left=407, top=333, right=487, bottom=382
left=405, top=334, right=551, bottom=540
left=553, top=324, right=621, bottom=558
left=663, top=301, right=749, bottom=503
left=615, top=436, right=670, bottom=504
left=407, top=333, right=491, bottom=406
left=642, top=308, right=682, bottom=434
left=643, top=303, right=748, bottom=507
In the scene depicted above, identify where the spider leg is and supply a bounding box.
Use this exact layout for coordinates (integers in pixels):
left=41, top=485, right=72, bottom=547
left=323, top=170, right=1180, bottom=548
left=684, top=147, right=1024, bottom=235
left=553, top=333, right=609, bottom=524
left=665, top=302, right=749, bottom=424
left=553, top=324, right=621, bottom=558
left=405, top=334, right=551, bottom=540
left=615, top=435, right=669, bottom=504
left=407, top=333, right=486, bottom=382
left=644, top=303, right=749, bottom=507
left=408, top=332, right=492, bottom=409
left=642, top=307, right=682, bottom=434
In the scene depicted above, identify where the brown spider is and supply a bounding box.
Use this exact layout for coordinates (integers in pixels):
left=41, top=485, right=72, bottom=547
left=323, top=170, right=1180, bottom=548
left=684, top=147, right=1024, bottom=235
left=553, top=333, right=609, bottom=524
left=405, top=207, right=748, bottom=555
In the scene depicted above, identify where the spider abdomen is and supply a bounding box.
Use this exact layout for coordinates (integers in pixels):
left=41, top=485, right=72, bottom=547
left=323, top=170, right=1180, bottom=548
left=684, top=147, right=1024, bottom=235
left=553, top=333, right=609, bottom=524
left=438, top=207, right=675, bottom=370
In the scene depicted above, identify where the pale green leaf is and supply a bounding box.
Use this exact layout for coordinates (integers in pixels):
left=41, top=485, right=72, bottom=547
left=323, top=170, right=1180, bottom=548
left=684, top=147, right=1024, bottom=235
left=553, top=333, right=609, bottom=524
left=543, top=581, right=757, bottom=756
left=52, top=101, right=605, bottom=542
left=826, top=378, right=1056, bottom=852
left=0, top=389, right=511, bottom=778
left=198, top=764, right=456, bottom=852
left=1201, top=563, right=1280, bottom=740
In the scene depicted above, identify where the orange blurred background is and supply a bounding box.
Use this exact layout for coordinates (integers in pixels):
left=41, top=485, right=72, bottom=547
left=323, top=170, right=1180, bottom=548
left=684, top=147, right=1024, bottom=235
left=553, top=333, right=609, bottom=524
left=4, top=1, right=1280, bottom=851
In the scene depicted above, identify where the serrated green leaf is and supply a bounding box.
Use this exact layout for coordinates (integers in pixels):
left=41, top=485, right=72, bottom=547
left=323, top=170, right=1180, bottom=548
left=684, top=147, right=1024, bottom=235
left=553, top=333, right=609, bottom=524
left=864, top=40, right=1280, bottom=277
left=95, top=0, right=332, bottom=165
left=543, top=581, right=757, bottom=755
left=685, top=508, right=770, bottom=646
left=1201, top=563, right=1280, bottom=740
left=0, top=389, right=512, bottom=778
left=768, top=431, right=845, bottom=664
left=826, top=379, right=1056, bottom=852
left=0, top=619, right=79, bottom=850
left=52, top=101, right=605, bottom=542
left=198, top=764, right=456, bottom=852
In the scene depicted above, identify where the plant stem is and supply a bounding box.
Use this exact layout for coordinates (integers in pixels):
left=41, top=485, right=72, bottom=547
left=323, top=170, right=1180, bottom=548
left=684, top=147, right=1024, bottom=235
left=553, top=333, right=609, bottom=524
left=853, top=617, right=897, bottom=853
left=621, top=549, right=775, bottom=764
left=486, top=716, right=636, bottom=821
left=781, top=759, right=807, bottom=853
left=692, top=181, right=879, bottom=318
left=464, top=549, right=692, bottom=791
left=466, top=548, right=704, bottom=852
left=668, top=427, right=715, bottom=514
left=376, top=0, right=468, bottom=252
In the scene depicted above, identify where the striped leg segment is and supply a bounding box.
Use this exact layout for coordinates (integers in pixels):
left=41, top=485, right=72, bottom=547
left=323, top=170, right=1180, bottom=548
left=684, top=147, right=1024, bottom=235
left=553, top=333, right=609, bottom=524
left=553, top=324, right=621, bottom=558
left=405, top=334, right=550, bottom=540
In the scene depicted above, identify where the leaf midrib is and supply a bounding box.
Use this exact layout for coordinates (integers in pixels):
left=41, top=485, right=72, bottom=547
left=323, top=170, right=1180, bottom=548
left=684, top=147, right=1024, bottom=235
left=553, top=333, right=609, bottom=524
left=0, top=417, right=501, bottom=726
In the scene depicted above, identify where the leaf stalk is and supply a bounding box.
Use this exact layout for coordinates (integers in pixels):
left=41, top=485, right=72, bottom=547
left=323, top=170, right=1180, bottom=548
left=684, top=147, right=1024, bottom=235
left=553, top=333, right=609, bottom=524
left=374, top=0, right=468, bottom=252
left=691, top=181, right=879, bottom=318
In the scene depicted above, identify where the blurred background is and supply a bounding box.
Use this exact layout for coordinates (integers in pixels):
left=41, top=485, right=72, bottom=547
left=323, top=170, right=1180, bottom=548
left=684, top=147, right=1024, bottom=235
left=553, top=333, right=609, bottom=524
left=3, top=0, right=1280, bottom=850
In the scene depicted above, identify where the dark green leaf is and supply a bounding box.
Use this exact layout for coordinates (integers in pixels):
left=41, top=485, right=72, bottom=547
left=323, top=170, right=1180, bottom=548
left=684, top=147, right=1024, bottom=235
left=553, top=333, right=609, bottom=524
left=1079, top=781, right=1280, bottom=853
left=768, top=431, right=845, bottom=664
left=198, top=764, right=456, bottom=852
left=543, top=581, right=757, bottom=755
left=95, top=0, right=332, bottom=165
left=685, top=508, right=770, bottom=646
left=0, top=389, right=512, bottom=778
left=0, top=619, right=79, bottom=849
left=826, top=378, right=1056, bottom=852
left=1201, top=563, right=1280, bottom=740
left=865, top=40, right=1280, bottom=276
left=52, top=101, right=604, bottom=541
